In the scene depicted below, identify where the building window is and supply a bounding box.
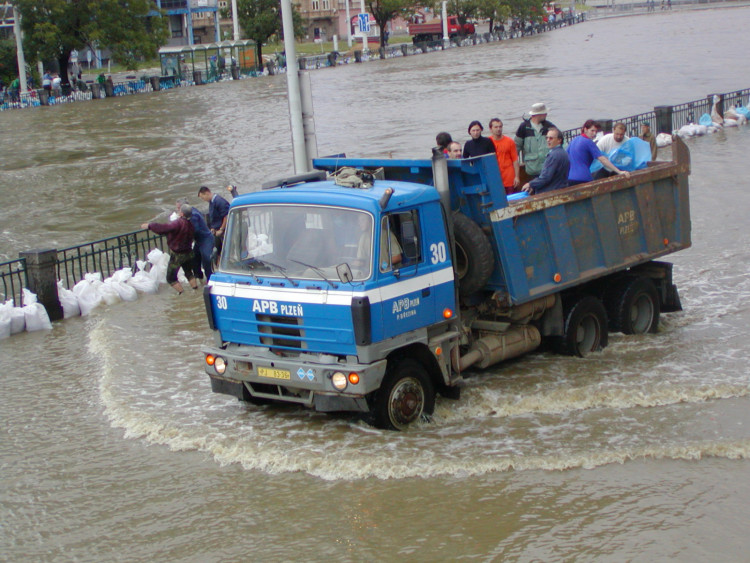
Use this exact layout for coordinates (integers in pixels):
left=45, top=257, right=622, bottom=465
left=322, top=0, right=329, bottom=9
left=311, top=0, right=320, bottom=10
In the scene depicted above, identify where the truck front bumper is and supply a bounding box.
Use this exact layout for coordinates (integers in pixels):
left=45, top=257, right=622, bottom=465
left=202, top=345, right=387, bottom=413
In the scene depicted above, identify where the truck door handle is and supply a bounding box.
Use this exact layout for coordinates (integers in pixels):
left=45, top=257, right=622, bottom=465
left=422, top=288, right=431, bottom=297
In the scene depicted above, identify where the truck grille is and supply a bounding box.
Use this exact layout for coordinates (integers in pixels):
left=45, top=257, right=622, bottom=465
left=256, top=314, right=305, bottom=349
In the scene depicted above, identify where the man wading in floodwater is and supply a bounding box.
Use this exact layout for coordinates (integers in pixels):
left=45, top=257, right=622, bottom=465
left=141, top=204, right=198, bottom=294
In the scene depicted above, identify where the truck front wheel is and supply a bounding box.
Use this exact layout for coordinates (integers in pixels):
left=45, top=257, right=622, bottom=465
left=557, top=295, right=608, bottom=357
left=368, top=359, right=435, bottom=430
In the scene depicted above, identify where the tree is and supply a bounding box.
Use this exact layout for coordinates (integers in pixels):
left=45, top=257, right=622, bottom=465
left=444, top=0, right=482, bottom=29
left=366, top=0, right=414, bottom=55
left=14, top=0, right=169, bottom=84
left=0, top=38, right=18, bottom=86
left=235, top=0, right=304, bottom=64
left=475, top=0, right=510, bottom=33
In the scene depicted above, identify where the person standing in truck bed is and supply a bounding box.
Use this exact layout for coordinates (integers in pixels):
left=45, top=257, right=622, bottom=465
left=514, top=102, right=557, bottom=181
left=567, top=119, right=631, bottom=186
left=489, top=118, right=520, bottom=194
left=462, top=120, right=496, bottom=158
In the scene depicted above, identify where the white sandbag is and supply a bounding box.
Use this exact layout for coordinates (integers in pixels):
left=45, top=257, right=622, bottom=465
left=73, top=278, right=103, bottom=316
left=724, top=107, right=740, bottom=120
left=0, top=301, right=12, bottom=339
left=57, top=280, right=80, bottom=318
left=7, top=300, right=26, bottom=334
left=656, top=133, right=673, bottom=147
left=677, top=123, right=696, bottom=138
left=694, top=124, right=708, bottom=136
left=128, top=270, right=160, bottom=294
left=97, top=280, right=121, bottom=305
left=105, top=277, right=138, bottom=302
left=147, top=248, right=169, bottom=284
left=110, top=268, right=133, bottom=284
left=0, top=313, right=10, bottom=339
left=24, top=302, right=52, bottom=331
left=723, top=118, right=738, bottom=127
left=22, top=288, right=51, bottom=331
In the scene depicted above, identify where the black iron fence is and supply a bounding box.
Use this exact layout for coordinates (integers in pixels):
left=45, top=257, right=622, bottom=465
left=56, top=230, right=168, bottom=291
left=0, top=258, right=28, bottom=306
left=561, top=87, right=749, bottom=143
left=0, top=230, right=166, bottom=310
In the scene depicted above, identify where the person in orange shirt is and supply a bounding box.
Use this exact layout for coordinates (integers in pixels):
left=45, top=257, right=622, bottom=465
left=489, top=117, right=520, bottom=194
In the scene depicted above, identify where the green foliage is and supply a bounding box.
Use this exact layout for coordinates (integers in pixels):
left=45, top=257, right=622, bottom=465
left=14, top=0, right=169, bottom=75
left=235, top=0, right=304, bottom=61
left=427, top=0, right=544, bottom=24
left=366, top=0, right=415, bottom=48
left=0, top=38, right=18, bottom=85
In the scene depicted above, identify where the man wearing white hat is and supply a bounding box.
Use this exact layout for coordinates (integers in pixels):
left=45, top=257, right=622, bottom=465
left=514, top=102, right=557, bottom=180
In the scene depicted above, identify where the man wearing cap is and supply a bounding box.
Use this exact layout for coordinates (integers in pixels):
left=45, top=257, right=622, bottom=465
left=515, top=102, right=557, bottom=181
left=640, top=121, right=658, bottom=160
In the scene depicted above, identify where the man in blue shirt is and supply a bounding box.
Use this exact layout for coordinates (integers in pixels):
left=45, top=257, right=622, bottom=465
left=567, top=119, right=630, bottom=186
left=521, top=128, right=569, bottom=195
left=198, top=186, right=230, bottom=256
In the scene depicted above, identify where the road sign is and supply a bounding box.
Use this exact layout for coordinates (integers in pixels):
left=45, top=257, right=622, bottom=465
left=358, top=13, right=370, bottom=33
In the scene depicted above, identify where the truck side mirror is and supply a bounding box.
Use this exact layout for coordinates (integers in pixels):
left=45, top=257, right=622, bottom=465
left=337, top=263, right=354, bottom=284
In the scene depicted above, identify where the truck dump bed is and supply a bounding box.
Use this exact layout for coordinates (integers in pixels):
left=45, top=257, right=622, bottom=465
left=313, top=137, right=691, bottom=306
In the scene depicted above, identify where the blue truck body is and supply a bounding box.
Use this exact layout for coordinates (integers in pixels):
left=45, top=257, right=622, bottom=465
left=203, top=139, right=691, bottom=429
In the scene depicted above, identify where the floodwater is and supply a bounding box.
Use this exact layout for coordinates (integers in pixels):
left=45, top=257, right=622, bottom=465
left=2, top=6, right=750, bottom=561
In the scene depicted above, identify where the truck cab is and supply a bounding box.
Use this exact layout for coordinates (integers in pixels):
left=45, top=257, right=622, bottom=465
left=204, top=170, right=459, bottom=429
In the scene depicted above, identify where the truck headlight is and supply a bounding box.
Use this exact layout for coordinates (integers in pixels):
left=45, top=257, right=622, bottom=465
left=214, top=356, right=227, bottom=375
left=331, top=371, right=348, bottom=391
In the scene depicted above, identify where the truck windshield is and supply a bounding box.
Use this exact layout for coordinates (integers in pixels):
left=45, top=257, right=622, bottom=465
left=219, top=204, right=374, bottom=281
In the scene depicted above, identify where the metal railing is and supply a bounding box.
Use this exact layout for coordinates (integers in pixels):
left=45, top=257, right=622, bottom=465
left=670, top=97, right=711, bottom=130
left=56, top=230, right=167, bottom=291
left=0, top=258, right=28, bottom=306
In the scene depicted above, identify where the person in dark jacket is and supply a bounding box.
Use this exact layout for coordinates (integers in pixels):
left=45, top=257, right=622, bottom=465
left=462, top=120, right=496, bottom=158
left=198, top=186, right=230, bottom=256
left=177, top=198, right=214, bottom=281
left=142, top=204, right=197, bottom=294
left=521, top=128, right=570, bottom=195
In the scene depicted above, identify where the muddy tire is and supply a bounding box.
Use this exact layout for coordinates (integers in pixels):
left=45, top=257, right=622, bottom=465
left=606, top=276, right=660, bottom=334
left=453, top=212, right=494, bottom=297
left=367, top=359, right=435, bottom=431
left=556, top=295, right=609, bottom=357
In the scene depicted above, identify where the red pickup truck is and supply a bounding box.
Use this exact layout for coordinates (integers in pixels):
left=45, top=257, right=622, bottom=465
left=408, top=16, right=476, bottom=43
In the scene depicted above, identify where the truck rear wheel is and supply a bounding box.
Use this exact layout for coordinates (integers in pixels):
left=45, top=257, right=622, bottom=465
left=453, top=212, right=494, bottom=297
left=606, top=276, right=660, bottom=334
left=557, top=295, right=608, bottom=357
left=368, top=359, right=435, bottom=431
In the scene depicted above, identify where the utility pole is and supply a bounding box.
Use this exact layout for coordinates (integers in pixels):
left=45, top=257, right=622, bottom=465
left=231, top=0, right=240, bottom=40
left=280, top=0, right=308, bottom=173
left=13, top=6, right=28, bottom=93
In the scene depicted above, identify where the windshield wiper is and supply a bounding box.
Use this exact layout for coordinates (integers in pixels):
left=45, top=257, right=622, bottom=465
left=288, top=259, right=338, bottom=289
left=248, top=258, right=299, bottom=287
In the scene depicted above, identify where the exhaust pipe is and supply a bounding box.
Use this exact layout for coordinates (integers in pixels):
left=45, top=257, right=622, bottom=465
left=452, top=324, right=542, bottom=372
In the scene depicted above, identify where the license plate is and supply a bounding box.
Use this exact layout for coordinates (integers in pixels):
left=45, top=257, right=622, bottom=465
left=258, top=366, right=290, bottom=380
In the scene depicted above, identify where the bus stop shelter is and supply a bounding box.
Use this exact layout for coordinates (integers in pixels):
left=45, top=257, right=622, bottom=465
left=159, top=39, right=258, bottom=82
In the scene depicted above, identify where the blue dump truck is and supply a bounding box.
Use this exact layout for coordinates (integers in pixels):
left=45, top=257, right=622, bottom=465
left=202, top=138, right=691, bottom=430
